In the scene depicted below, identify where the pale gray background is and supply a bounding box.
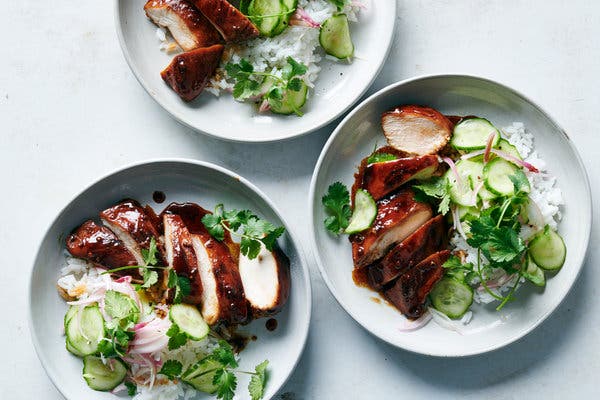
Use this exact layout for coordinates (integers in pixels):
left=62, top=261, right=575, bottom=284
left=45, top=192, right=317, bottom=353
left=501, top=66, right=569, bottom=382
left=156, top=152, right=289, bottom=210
left=1, top=0, right=598, bottom=398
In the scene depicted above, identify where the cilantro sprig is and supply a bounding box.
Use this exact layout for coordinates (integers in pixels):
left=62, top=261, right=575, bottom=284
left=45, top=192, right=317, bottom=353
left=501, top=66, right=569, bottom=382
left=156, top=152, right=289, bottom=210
left=97, top=290, right=139, bottom=358
left=322, top=182, right=352, bottom=235
left=102, top=237, right=190, bottom=304
left=413, top=177, right=451, bottom=215
left=225, top=57, right=308, bottom=116
left=156, top=341, right=269, bottom=400
left=201, top=205, right=285, bottom=260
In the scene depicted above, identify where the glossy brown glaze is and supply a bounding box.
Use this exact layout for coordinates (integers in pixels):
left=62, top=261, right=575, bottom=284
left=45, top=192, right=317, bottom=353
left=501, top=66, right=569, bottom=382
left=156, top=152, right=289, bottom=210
left=367, top=215, right=447, bottom=290
left=362, top=155, right=440, bottom=200
left=66, top=220, right=140, bottom=277
left=153, top=191, right=166, bottom=204
left=351, top=146, right=409, bottom=204
left=382, top=250, right=450, bottom=319
left=349, top=189, right=432, bottom=268
left=192, top=0, right=259, bottom=43
left=144, top=0, right=223, bottom=51
left=265, top=318, right=278, bottom=331
left=100, top=200, right=164, bottom=257
left=163, top=202, right=248, bottom=325
left=161, top=44, right=224, bottom=102
left=163, top=213, right=203, bottom=304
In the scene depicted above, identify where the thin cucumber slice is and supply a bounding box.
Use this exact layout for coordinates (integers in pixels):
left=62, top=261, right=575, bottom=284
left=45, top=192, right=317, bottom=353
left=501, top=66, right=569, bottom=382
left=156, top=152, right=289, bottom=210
left=319, top=14, right=354, bottom=59
left=522, top=256, right=545, bottom=287
left=497, top=138, right=522, bottom=160
left=182, top=357, right=223, bottom=393
left=169, top=304, right=209, bottom=341
left=345, top=189, right=377, bottom=234
left=269, top=81, right=308, bottom=115
left=64, top=305, right=78, bottom=328
left=429, top=277, right=474, bottom=319
left=248, top=0, right=283, bottom=37
left=66, top=338, right=86, bottom=357
left=450, top=118, right=501, bottom=151
left=82, top=356, right=127, bottom=391
left=483, top=157, right=529, bottom=196
left=446, top=159, right=482, bottom=207
left=528, top=225, right=566, bottom=271
left=66, top=306, right=104, bottom=356
left=272, top=0, right=298, bottom=35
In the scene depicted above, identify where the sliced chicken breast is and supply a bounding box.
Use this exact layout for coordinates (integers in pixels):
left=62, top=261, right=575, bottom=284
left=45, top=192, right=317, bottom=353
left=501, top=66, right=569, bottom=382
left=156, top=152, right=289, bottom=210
left=350, top=189, right=433, bottom=268
left=163, top=213, right=203, bottom=304
left=163, top=202, right=248, bottom=325
left=66, top=220, right=140, bottom=276
left=100, top=200, right=170, bottom=302
left=238, top=244, right=290, bottom=317
left=362, top=155, right=440, bottom=200
left=192, top=0, right=259, bottom=43
left=144, top=0, right=222, bottom=51
left=383, top=250, right=450, bottom=319
left=382, top=105, right=453, bottom=155
left=161, top=44, right=224, bottom=101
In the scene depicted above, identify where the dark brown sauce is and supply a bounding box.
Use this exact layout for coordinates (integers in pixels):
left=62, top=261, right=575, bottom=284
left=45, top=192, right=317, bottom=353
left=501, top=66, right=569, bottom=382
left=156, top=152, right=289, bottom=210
left=265, top=318, right=278, bottom=331
left=153, top=191, right=166, bottom=204
left=352, top=267, right=370, bottom=288
left=370, top=296, right=381, bottom=304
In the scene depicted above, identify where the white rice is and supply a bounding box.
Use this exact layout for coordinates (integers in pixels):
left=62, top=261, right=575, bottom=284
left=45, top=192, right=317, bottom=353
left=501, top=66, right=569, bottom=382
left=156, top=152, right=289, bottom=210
left=57, top=257, right=221, bottom=400
left=449, top=122, right=564, bottom=305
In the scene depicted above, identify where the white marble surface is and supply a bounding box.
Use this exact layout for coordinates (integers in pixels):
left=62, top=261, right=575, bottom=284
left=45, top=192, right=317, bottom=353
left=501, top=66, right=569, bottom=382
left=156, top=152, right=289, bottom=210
left=1, top=0, right=599, bottom=398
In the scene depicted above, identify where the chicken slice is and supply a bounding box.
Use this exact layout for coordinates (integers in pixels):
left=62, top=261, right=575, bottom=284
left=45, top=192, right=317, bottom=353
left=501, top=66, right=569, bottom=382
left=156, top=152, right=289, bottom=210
left=382, top=105, right=453, bottom=155
left=66, top=220, right=140, bottom=277
left=163, top=202, right=248, bottom=325
left=192, top=0, right=259, bottom=43
left=100, top=200, right=169, bottom=302
left=163, top=214, right=203, bottom=304
left=383, top=250, right=450, bottom=319
left=144, top=0, right=222, bottom=51
left=349, top=189, right=433, bottom=268
left=367, top=215, right=447, bottom=290
left=362, top=155, right=440, bottom=200
left=161, top=44, right=224, bottom=101
left=238, top=244, right=290, bottom=317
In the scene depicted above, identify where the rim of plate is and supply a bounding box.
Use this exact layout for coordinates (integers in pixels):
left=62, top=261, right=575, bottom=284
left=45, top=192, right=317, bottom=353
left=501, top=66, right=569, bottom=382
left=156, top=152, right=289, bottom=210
left=308, top=74, right=593, bottom=357
left=113, top=0, right=397, bottom=143
left=29, top=158, right=312, bottom=398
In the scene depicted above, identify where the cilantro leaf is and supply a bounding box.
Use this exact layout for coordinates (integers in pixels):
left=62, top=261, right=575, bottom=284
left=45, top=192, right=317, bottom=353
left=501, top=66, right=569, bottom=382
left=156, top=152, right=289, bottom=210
left=213, top=369, right=237, bottom=400
left=367, top=152, right=397, bottom=164
left=104, top=290, right=140, bottom=328
left=413, top=177, right=451, bottom=215
left=202, top=206, right=286, bottom=260
left=322, top=182, right=352, bottom=235
left=125, top=381, right=137, bottom=396
left=142, top=269, right=158, bottom=288
left=166, top=324, right=188, bottom=350
left=329, top=0, right=347, bottom=11
left=213, top=340, right=238, bottom=369
left=248, top=360, right=269, bottom=400
left=442, top=255, right=474, bottom=283
left=159, top=360, right=183, bottom=380
left=141, top=237, right=158, bottom=266
left=287, top=56, right=308, bottom=77
left=509, top=170, right=530, bottom=194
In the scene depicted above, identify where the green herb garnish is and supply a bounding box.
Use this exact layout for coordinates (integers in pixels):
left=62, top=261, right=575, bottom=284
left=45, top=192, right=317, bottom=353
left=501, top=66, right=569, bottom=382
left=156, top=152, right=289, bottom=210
left=322, top=182, right=352, bottom=235
left=159, top=360, right=183, bottom=380
left=201, top=205, right=285, bottom=260
left=225, top=57, right=308, bottom=116
left=413, top=177, right=451, bottom=215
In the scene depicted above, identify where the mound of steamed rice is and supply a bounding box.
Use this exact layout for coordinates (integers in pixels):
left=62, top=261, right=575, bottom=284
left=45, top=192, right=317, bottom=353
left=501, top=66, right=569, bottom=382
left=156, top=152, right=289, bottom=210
left=58, top=258, right=219, bottom=400
left=450, top=122, right=564, bottom=306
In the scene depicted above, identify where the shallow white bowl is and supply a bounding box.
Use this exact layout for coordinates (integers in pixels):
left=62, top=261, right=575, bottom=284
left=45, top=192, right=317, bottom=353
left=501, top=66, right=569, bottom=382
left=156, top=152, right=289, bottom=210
left=30, top=159, right=311, bottom=399
left=309, top=75, right=592, bottom=357
left=114, top=0, right=396, bottom=142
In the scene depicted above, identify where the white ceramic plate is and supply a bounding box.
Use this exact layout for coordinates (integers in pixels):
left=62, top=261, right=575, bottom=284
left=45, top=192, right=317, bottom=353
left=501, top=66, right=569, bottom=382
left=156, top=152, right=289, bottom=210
left=30, top=160, right=311, bottom=399
left=114, top=0, right=396, bottom=142
left=309, top=75, right=592, bottom=357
